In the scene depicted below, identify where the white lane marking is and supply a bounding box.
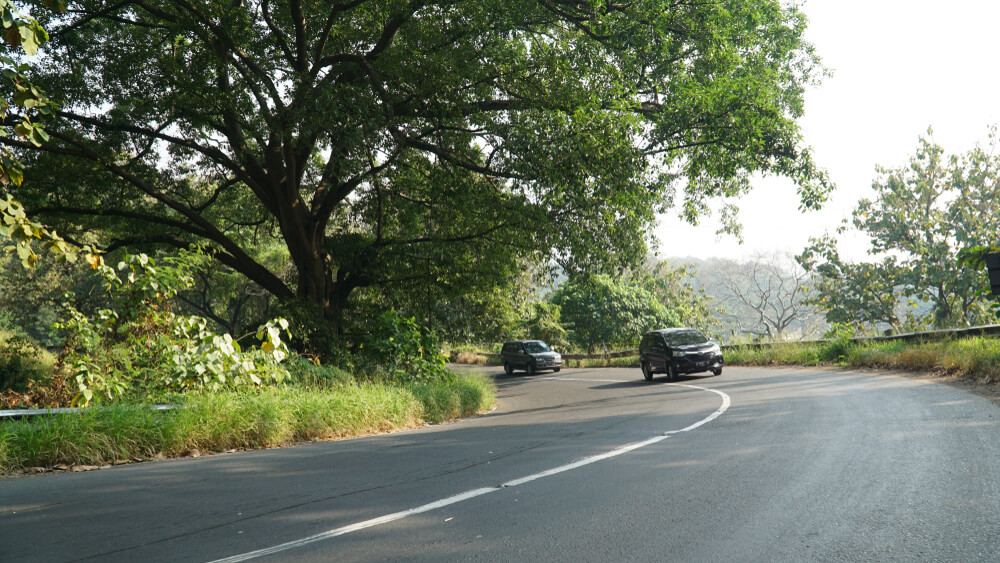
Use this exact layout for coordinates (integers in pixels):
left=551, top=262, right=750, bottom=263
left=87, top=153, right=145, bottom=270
left=208, top=382, right=730, bottom=563
left=541, top=377, right=621, bottom=383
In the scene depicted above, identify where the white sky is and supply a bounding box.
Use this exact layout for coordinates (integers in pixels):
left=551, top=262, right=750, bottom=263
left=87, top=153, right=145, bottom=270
left=655, top=0, right=1000, bottom=262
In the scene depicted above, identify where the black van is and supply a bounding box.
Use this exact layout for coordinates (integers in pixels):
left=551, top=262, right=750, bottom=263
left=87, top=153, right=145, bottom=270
left=638, top=328, right=722, bottom=382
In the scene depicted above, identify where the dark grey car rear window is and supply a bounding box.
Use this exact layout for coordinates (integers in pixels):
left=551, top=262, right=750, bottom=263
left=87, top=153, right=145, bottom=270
left=524, top=341, right=550, bottom=354
left=662, top=330, right=709, bottom=346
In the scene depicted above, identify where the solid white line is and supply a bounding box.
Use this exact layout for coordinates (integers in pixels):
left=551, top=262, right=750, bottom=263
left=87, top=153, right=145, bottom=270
left=207, top=381, right=730, bottom=563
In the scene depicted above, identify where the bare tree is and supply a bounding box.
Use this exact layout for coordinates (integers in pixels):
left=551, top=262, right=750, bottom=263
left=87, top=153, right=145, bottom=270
left=713, top=252, right=819, bottom=340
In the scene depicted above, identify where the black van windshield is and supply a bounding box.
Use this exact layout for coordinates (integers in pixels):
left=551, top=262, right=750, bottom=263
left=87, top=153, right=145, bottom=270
left=662, top=330, right=709, bottom=346
left=524, top=341, right=550, bottom=353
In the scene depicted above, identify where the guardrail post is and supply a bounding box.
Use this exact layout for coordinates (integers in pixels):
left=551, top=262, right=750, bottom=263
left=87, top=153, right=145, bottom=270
left=986, top=252, right=1000, bottom=297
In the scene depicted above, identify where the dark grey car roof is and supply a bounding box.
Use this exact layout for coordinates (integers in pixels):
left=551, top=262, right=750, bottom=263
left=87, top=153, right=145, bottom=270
left=647, top=328, right=703, bottom=335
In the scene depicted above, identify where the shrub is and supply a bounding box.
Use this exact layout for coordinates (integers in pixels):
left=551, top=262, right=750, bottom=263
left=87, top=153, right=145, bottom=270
left=48, top=251, right=294, bottom=406
left=817, top=323, right=856, bottom=363
left=0, top=329, right=54, bottom=392
left=357, top=310, right=450, bottom=383
left=285, top=356, right=354, bottom=389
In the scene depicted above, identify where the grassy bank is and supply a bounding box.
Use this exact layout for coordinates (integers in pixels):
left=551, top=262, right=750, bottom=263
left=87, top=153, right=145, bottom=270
left=0, top=373, right=495, bottom=474
left=724, top=336, right=1000, bottom=383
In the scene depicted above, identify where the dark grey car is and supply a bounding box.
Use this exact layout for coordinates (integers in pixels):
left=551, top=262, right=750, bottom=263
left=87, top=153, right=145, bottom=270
left=638, top=328, right=723, bottom=382
left=501, top=340, right=562, bottom=375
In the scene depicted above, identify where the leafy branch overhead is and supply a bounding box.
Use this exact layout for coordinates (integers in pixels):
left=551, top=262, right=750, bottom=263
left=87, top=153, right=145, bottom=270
left=0, top=0, right=102, bottom=269
left=4, top=0, right=831, bottom=338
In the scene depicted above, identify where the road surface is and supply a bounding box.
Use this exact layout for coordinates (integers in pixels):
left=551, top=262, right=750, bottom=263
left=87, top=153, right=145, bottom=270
left=3, top=366, right=1000, bottom=562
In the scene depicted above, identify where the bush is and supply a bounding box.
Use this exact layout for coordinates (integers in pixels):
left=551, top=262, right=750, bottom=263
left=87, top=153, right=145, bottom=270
left=816, top=323, right=856, bottom=363
left=0, top=329, right=54, bottom=392
left=285, top=356, right=354, bottom=388
left=410, top=373, right=495, bottom=422
left=45, top=251, right=294, bottom=406
left=357, top=310, right=449, bottom=383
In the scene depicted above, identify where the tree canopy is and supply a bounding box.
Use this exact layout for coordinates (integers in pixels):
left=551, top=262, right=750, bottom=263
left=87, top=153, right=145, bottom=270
left=551, top=273, right=674, bottom=351
left=4, top=0, right=830, bottom=342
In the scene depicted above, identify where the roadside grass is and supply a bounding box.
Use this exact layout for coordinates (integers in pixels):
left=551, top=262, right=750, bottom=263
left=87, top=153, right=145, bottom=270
left=725, top=336, right=1000, bottom=383
left=563, top=355, right=640, bottom=369
left=724, top=343, right=824, bottom=366
left=0, top=373, right=495, bottom=474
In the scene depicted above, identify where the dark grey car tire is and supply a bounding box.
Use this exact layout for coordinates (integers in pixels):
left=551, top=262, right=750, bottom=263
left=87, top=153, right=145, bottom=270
left=641, top=361, right=653, bottom=382
left=504, top=362, right=513, bottom=375
left=711, top=367, right=722, bottom=376
left=527, top=363, right=536, bottom=376
left=553, top=367, right=561, bottom=373
left=667, top=362, right=678, bottom=381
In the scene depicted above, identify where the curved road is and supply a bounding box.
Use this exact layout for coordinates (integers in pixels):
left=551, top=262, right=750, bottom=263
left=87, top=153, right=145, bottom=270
left=3, top=366, right=1000, bottom=562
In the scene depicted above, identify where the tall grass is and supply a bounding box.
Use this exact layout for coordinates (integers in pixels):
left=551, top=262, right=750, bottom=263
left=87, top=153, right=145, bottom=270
left=0, top=373, right=495, bottom=473
left=725, top=336, right=1000, bottom=383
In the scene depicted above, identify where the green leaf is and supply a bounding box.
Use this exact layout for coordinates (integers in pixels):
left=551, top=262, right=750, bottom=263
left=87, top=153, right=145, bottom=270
left=18, top=24, right=39, bottom=55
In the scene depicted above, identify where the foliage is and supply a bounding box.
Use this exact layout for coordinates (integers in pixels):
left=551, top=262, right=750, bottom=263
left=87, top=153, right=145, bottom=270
left=520, top=302, right=569, bottom=350
left=4, top=0, right=829, bottom=344
left=284, top=355, right=354, bottom=389
left=552, top=274, right=677, bottom=352
left=639, top=260, right=715, bottom=331
left=0, top=327, right=54, bottom=392
left=0, top=1, right=104, bottom=273
left=816, top=323, right=856, bottom=363
left=0, top=251, right=99, bottom=345
left=800, top=129, right=1000, bottom=331
left=356, top=310, right=450, bottom=384
left=49, top=250, right=293, bottom=406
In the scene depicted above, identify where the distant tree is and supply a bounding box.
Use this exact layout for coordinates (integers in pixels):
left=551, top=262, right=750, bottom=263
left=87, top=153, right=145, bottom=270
left=799, top=130, right=1000, bottom=330
left=3, top=0, right=830, bottom=345
left=552, top=274, right=675, bottom=352
left=640, top=261, right=714, bottom=330
left=521, top=302, right=569, bottom=350
left=797, top=235, right=909, bottom=331
left=710, top=252, right=816, bottom=340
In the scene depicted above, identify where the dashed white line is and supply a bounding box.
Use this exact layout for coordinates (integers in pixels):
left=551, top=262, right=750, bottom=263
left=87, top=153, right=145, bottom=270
left=208, top=381, right=730, bottom=563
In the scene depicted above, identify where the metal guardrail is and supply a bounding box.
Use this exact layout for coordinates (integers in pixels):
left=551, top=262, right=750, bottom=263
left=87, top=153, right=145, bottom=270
left=721, top=324, right=1000, bottom=350
left=0, top=404, right=174, bottom=420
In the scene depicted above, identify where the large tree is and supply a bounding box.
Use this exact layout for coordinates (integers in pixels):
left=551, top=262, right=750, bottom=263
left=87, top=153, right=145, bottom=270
left=4, top=0, right=830, bottom=338
left=799, top=130, right=999, bottom=331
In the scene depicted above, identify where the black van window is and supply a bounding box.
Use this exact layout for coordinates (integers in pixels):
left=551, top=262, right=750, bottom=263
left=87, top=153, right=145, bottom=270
left=662, top=330, right=709, bottom=346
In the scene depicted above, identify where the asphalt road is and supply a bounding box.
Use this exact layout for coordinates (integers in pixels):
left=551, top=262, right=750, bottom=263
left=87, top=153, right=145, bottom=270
left=3, top=366, right=1000, bottom=562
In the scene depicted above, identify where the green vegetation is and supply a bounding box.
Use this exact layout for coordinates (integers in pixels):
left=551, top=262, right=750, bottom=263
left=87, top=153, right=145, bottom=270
left=0, top=328, right=55, bottom=394
left=0, top=375, right=494, bottom=473
left=552, top=267, right=712, bottom=352
left=562, top=355, right=641, bottom=369
left=0, top=248, right=495, bottom=475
